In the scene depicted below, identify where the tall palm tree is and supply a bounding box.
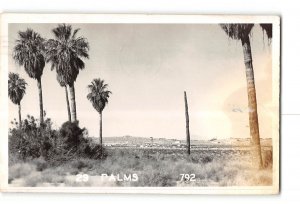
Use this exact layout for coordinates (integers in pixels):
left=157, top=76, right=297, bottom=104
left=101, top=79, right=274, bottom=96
left=46, top=24, right=89, bottom=122
left=8, top=72, right=27, bottom=128
left=87, top=78, right=111, bottom=147
left=13, top=29, right=46, bottom=124
left=56, top=74, right=71, bottom=122
left=220, top=24, right=272, bottom=169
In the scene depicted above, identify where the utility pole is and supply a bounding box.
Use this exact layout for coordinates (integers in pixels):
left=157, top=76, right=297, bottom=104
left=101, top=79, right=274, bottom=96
left=184, top=91, right=191, bottom=155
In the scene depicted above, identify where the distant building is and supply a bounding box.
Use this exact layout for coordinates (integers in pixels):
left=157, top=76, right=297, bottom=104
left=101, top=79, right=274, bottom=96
left=174, top=140, right=181, bottom=145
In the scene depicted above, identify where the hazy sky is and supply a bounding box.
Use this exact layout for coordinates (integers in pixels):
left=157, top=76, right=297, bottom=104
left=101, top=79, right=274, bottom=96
left=8, top=23, right=274, bottom=140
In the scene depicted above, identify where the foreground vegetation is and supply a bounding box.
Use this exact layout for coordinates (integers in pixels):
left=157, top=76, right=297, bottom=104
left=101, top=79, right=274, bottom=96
left=8, top=116, right=272, bottom=187
left=9, top=148, right=272, bottom=187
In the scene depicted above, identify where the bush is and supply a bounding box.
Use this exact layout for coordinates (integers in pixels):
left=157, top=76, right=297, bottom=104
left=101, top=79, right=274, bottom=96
left=70, top=159, right=92, bottom=170
left=59, top=121, right=85, bottom=150
left=262, top=150, right=273, bottom=169
left=9, top=115, right=58, bottom=160
left=55, top=121, right=105, bottom=161
left=9, top=116, right=105, bottom=163
left=202, top=155, right=213, bottom=164
left=9, top=163, right=36, bottom=181
left=32, top=157, right=48, bottom=171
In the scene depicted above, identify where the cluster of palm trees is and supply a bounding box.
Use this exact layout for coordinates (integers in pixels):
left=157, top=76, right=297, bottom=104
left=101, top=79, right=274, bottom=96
left=8, top=24, right=111, bottom=147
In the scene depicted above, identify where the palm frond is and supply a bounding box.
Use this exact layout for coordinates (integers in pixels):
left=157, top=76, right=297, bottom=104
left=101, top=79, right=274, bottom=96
left=72, top=28, right=80, bottom=39
left=8, top=72, right=27, bottom=105
left=87, top=78, right=112, bottom=113
left=46, top=24, right=89, bottom=86
left=56, top=73, right=66, bottom=87
left=13, top=28, right=46, bottom=80
left=220, top=24, right=254, bottom=40
left=260, top=24, right=272, bottom=39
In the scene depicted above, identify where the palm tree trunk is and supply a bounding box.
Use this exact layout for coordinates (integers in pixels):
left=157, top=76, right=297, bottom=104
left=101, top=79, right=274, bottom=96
left=18, top=102, right=22, bottom=128
left=241, top=35, right=263, bottom=169
left=99, top=111, right=103, bottom=147
left=64, top=85, right=71, bottom=122
left=184, top=91, right=191, bottom=155
left=69, top=83, right=77, bottom=122
left=37, top=77, right=44, bottom=124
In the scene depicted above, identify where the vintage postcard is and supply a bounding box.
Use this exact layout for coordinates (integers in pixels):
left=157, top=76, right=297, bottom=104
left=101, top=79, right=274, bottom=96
left=0, top=14, right=280, bottom=194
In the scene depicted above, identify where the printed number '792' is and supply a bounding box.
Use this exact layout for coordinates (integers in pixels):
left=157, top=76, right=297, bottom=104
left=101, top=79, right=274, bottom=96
left=180, top=174, right=196, bottom=181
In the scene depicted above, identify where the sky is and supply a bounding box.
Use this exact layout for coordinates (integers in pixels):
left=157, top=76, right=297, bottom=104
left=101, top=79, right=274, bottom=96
left=8, top=23, right=274, bottom=140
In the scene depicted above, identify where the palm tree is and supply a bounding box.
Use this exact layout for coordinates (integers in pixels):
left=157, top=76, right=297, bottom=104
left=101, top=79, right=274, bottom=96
left=13, top=29, right=46, bottom=124
left=87, top=78, right=112, bottom=147
left=56, top=74, right=71, bottom=122
left=46, top=24, right=89, bottom=122
left=220, top=24, right=272, bottom=169
left=8, top=72, right=27, bottom=128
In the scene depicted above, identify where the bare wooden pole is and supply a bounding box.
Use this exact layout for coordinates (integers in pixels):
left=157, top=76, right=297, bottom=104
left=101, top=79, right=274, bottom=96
left=184, top=91, right=191, bottom=155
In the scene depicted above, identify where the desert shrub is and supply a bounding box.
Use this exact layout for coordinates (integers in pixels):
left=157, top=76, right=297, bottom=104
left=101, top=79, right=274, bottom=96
left=77, top=141, right=107, bottom=160
left=59, top=121, right=85, bottom=150
left=137, top=164, right=176, bottom=187
left=9, top=115, right=58, bottom=161
left=32, top=157, right=48, bottom=171
left=70, top=159, right=92, bottom=170
left=202, top=155, right=213, bottom=164
left=9, top=163, right=36, bottom=181
left=24, top=171, right=43, bottom=187
left=8, top=151, right=22, bottom=166
left=9, top=116, right=105, bottom=164
left=53, top=121, right=105, bottom=160
left=41, top=169, right=65, bottom=184
left=188, top=154, right=201, bottom=163
left=262, top=150, right=273, bottom=169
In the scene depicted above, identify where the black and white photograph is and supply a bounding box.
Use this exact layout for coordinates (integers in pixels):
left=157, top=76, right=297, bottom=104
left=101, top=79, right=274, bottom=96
left=0, top=14, right=280, bottom=194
